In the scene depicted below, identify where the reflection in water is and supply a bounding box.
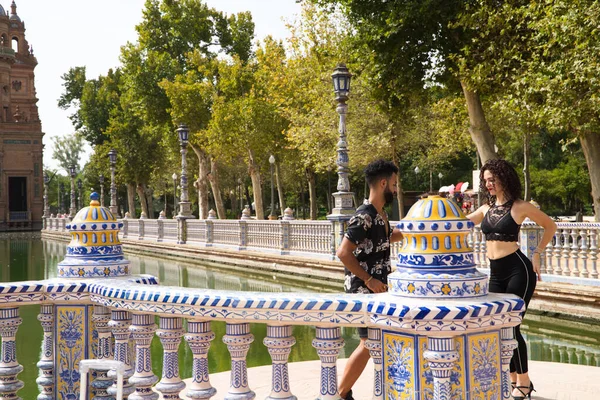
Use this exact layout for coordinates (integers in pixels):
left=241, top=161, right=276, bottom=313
left=1, top=238, right=598, bottom=399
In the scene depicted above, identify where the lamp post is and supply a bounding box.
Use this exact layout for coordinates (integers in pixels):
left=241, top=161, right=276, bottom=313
left=268, top=155, right=277, bottom=220
left=176, top=124, right=195, bottom=219
left=327, top=63, right=354, bottom=233
left=69, top=164, right=77, bottom=218
left=414, top=166, right=420, bottom=191
left=172, top=173, right=178, bottom=218
left=99, top=174, right=104, bottom=207
left=238, top=178, right=243, bottom=213
left=59, top=182, right=64, bottom=215
left=164, top=181, right=168, bottom=216
left=77, top=179, right=82, bottom=210
left=43, top=172, right=50, bottom=227
left=108, top=149, right=120, bottom=217
left=438, top=172, right=443, bottom=189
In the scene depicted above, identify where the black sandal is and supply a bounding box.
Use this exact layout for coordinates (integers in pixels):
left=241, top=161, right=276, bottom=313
left=513, top=382, right=535, bottom=399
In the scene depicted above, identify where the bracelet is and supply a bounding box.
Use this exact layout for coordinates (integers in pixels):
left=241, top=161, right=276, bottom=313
left=533, top=247, right=544, bottom=254
left=365, top=276, right=373, bottom=285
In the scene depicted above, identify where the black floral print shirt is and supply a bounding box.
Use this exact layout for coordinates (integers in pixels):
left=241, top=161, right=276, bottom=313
left=343, top=201, right=392, bottom=294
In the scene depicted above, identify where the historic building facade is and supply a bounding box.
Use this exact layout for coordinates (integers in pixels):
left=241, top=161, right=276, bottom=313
left=0, top=1, right=43, bottom=231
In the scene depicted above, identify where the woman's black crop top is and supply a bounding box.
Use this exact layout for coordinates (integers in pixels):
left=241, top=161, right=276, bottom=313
left=480, top=200, right=520, bottom=242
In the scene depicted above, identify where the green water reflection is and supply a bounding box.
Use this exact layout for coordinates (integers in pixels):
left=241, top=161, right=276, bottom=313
left=1, top=238, right=599, bottom=399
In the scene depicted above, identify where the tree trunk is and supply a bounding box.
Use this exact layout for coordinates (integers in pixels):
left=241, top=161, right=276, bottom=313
left=244, top=182, right=252, bottom=213
left=275, top=161, right=286, bottom=214
left=300, top=180, right=306, bottom=219
left=127, top=183, right=137, bottom=218
left=136, top=184, right=149, bottom=217
left=248, top=150, right=264, bottom=219
left=230, top=189, right=238, bottom=217
left=391, top=135, right=405, bottom=219
left=461, top=82, right=498, bottom=164
left=207, top=159, right=226, bottom=219
left=579, top=130, right=600, bottom=221
left=306, top=168, right=318, bottom=220
left=190, top=144, right=210, bottom=219
left=145, top=187, right=154, bottom=219
left=523, top=131, right=531, bottom=201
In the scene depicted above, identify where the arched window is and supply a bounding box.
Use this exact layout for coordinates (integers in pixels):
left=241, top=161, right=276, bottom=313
left=11, top=37, right=18, bottom=53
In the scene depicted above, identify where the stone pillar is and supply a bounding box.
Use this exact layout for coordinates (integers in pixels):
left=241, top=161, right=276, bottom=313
left=423, top=337, right=459, bottom=400
left=91, top=305, right=113, bottom=400
left=263, top=325, right=296, bottom=400
left=156, top=317, right=186, bottom=399
left=500, top=328, right=518, bottom=400
left=108, top=310, right=135, bottom=398
left=36, top=305, right=54, bottom=400
left=0, top=308, right=24, bottom=400
left=222, top=323, right=255, bottom=400
left=129, top=313, right=159, bottom=400
left=364, top=328, right=383, bottom=400
left=312, top=327, right=344, bottom=400
left=280, top=221, right=290, bottom=255
left=184, top=320, right=216, bottom=399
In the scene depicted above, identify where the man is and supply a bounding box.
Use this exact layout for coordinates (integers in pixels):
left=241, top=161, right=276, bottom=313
left=337, top=159, right=403, bottom=400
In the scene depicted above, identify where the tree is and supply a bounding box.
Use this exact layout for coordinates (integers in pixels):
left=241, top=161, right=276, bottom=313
left=51, top=133, right=85, bottom=174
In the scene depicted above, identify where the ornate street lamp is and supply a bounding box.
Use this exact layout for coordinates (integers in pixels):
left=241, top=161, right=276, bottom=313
left=43, top=172, right=50, bottom=227
left=77, top=179, right=82, bottom=210
left=438, top=172, right=443, bottom=189
left=99, top=174, right=105, bottom=207
left=59, top=182, right=64, bottom=215
left=172, top=173, right=178, bottom=218
left=69, top=164, right=77, bottom=218
left=269, top=155, right=277, bottom=220
left=108, top=149, right=120, bottom=218
left=328, top=63, right=355, bottom=232
left=414, top=166, right=420, bottom=191
left=176, top=124, right=194, bottom=219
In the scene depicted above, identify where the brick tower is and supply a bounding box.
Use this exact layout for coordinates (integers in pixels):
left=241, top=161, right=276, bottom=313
left=0, top=1, right=43, bottom=231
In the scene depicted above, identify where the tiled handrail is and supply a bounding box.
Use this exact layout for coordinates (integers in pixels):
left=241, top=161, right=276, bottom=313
left=0, top=277, right=524, bottom=399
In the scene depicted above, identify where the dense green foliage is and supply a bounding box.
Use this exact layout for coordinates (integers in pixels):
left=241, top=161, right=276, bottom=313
left=54, top=0, right=597, bottom=219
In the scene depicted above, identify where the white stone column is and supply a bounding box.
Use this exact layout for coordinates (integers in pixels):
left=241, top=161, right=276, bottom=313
left=108, top=310, right=135, bottom=398
left=364, top=328, right=383, bottom=400
left=184, top=320, right=216, bottom=399
left=156, top=317, right=186, bottom=399
left=36, top=305, right=54, bottom=400
left=91, top=305, right=113, bottom=400
left=263, top=325, right=296, bottom=400
left=129, top=313, right=159, bottom=400
left=312, top=327, right=344, bottom=400
left=423, top=337, right=459, bottom=400
left=0, top=307, right=24, bottom=400
left=500, top=328, right=518, bottom=400
left=222, top=323, right=255, bottom=400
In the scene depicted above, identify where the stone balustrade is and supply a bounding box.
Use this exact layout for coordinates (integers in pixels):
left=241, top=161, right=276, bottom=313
left=0, top=277, right=524, bottom=399
left=45, top=216, right=600, bottom=282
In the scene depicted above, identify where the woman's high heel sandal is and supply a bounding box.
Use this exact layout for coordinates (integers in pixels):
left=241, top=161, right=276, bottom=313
left=513, top=382, right=535, bottom=399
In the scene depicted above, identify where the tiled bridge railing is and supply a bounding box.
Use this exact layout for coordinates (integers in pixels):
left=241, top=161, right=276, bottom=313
left=45, top=217, right=600, bottom=280
left=0, top=277, right=524, bottom=399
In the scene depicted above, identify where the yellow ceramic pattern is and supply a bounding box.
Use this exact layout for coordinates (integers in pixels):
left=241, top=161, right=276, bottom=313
left=56, top=306, right=88, bottom=399
left=403, top=196, right=466, bottom=221
left=467, top=331, right=501, bottom=399
left=383, top=331, right=417, bottom=399
left=68, top=199, right=121, bottom=247
left=418, top=336, right=466, bottom=398
left=400, top=232, right=471, bottom=254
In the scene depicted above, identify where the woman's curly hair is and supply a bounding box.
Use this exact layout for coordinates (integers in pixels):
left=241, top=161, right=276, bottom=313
left=479, top=159, right=522, bottom=205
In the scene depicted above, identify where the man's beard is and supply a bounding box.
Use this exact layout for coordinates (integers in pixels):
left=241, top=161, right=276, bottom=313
left=384, top=188, right=394, bottom=205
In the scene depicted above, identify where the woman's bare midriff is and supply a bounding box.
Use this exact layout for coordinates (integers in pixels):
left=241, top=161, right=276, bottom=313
left=486, top=240, right=520, bottom=260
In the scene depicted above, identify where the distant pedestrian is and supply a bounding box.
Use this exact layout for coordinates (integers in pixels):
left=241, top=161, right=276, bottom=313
left=336, top=159, right=404, bottom=400
left=467, top=159, right=556, bottom=400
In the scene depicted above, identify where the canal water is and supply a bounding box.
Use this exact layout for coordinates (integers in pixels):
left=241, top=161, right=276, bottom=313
left=1, top=238, right=599, bottom=398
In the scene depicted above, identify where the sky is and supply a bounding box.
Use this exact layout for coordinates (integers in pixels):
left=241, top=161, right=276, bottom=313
left=15, top=0, right=302, bottom=171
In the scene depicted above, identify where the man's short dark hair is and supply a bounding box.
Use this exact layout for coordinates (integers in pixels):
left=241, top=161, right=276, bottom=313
left=364, top=159, right=399, bottom=187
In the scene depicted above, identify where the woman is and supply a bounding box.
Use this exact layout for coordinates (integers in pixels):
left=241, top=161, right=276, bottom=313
left=467, top=159, right=556, bottom=400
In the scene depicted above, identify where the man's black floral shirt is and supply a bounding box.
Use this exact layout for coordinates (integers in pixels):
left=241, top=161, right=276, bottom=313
left=343, top=201, right=392, bottom=294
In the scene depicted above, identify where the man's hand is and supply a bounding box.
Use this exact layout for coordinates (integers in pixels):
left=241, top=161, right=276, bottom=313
left=366, top=278, right=388, bottom=293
